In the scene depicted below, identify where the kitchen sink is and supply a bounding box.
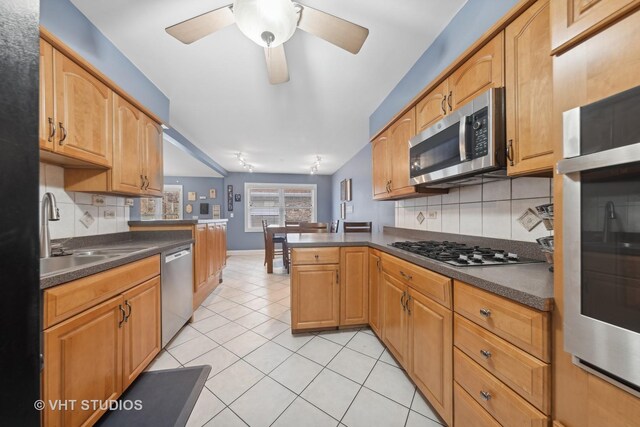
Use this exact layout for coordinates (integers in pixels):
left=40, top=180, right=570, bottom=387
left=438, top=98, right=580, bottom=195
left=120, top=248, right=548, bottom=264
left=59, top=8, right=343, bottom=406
left=71, top=247, right=148, bottom=256
left=40, top=253, right=128, bottom=278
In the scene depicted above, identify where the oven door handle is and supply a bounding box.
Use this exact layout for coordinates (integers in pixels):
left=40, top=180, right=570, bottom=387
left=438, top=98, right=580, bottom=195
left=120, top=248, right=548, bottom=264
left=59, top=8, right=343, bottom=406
left=459, top=115, right=470, bottom=162
left=557, top=143, right=640, bottom=174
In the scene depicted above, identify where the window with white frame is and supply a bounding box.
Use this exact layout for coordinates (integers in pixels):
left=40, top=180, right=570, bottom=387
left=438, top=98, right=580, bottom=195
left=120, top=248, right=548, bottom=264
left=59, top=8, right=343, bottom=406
left=245, top=183, right=317, bottom=232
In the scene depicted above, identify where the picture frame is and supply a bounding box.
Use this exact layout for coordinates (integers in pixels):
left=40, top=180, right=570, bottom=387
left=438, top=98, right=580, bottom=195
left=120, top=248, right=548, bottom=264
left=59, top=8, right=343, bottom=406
left=340, top=202, right=346, bottom=219
left=345, top=178, right=352, bottom=202
left=209, top=189, right=217, bottom=199
left=234, top=194, right=241, bottom=202
left=227, top=185, right=234, bottom=212
left=200, top=203, right=209, bottom=215
left=340, top=179, right=346, bottom=201
left=187, top=191, right=196, bottom=201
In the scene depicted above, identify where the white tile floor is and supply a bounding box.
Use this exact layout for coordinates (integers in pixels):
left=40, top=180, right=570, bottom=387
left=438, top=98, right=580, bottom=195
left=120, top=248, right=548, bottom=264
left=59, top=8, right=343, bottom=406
left=147, top=254, right=445, bottom=427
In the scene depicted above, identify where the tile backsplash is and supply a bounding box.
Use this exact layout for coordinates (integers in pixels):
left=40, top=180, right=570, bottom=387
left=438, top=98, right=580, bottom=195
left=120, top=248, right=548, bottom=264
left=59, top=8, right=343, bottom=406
left=39, top=163, right=130, bottom=239
left=395, top=177, right=553, bottom=242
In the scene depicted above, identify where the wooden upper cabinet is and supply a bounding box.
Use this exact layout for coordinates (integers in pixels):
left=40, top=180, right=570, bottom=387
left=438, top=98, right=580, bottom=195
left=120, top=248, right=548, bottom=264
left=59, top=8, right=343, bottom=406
left=389, top=108, right=416, bottom=193
left=112, top=94, right=144, bottom=194
left=142, top=116, right=164, bottom=196
left=53, top=50, right=113, bottom=167
left=340, top=247, right=369, bottom=326
left=122, top=277, right=161, bottom=389
left=550, top=0, right=640, bottom=54
left=506, top=0, right=554, bottom=176
left=416, top=80, right=449, bottom=133
left=43, top=296, right=123, bottom=427
left=448, top=32, right=504, bottom=111
left=372, top=133, right=390, bottom=198
left=40, top=39, right=55, bottom=152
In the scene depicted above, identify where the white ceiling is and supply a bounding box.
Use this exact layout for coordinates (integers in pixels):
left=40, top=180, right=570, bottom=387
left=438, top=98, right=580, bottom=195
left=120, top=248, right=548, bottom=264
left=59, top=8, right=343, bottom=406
left=70, top=0, right=466, bottom=174
left=163, top=137, right=224, bottom=178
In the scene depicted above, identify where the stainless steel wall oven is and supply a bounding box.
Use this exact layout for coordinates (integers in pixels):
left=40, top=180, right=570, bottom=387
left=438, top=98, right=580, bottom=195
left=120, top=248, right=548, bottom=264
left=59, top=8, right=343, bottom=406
left=558, top=85, right=640, bottom=395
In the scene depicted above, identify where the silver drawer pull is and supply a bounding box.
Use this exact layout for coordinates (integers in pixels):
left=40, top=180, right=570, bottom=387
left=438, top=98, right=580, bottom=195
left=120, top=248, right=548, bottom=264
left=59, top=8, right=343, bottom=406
left=479, top=390, right=492, bottom=401
left=480, top=349, right=492, bottom=359
left=479, top=308, right=492, bottom=318
left=399, top=271, right=413, bottom=280
left=314, top=254, right=319, bottom=260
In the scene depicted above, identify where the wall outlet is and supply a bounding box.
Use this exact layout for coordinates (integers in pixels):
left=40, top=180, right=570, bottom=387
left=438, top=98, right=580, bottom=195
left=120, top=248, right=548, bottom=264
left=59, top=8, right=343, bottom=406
left=92, top=195, right=106, bottom=206
left=124, top=198, right=134, bottom=206
left=230, top=213, right=234, bottom=218
left=103, top=209, right=116, bottom=219
left=427, top=211, right=438, bottom=219
left=346, top=205, right=354, bottom=214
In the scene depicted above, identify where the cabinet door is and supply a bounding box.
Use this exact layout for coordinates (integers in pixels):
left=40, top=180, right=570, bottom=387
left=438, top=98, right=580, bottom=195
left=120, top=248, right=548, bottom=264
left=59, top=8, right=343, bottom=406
left=372, top=133, right=390, bottom=197
left=506, top=0, right=554, bottom=176
left=416, top=80, right=449, bottom=133
left=207, top=224, right=216, bottom=281
left=340, top=247, right=369, bottom=326
left=220, top=224, right=227, bottom=268
left=381, top=273, right=408, bottom=365
left=40, top=39, right=55, bottom=151
left=388, top=108, right=416, bottom=192
left=43, top=296, right=123, bottom=427
left=142, top=116, right=164, bottom=196
left=112, top=94, right=144, bottom=195
left=122, top=277, right=161, bottom=388
left=195, top=224, right=208, bottom=292
left=448, top=33, right=504, bottom=111
left=550, top=0, right=640, bottom=53
left=369, top=251, right=382, bottom=336
left=53, top=50, right=112, bottom=167
left=291, top=264, right=340, bottom=330
left=408, top=289, right=453, bottom=426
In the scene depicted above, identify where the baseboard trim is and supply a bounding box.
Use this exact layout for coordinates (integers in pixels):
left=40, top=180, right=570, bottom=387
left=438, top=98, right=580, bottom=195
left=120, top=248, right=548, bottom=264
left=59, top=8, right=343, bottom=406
left=227, top=249, right=264, bottom=255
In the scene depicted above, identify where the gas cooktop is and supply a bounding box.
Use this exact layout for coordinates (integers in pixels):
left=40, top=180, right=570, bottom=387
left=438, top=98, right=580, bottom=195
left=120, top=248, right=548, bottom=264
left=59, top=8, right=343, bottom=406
left=389, top=240, right=543, bottom=267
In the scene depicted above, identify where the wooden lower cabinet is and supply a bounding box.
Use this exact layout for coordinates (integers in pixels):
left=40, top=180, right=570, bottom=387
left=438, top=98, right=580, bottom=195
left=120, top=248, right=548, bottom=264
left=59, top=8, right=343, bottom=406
left=368, top=250, right=382, bottom=336
left=44, top=296, right=123, bottom=427
left=122, top=277, right=161, bottom=388
left=408, top=289, right=453, bottom=426
left=291, top=264, right=340, bottom=330
left=42, top=259, right=161, bottom=427
left=340, top=247, right=369, bottom=326
left=454, top=382, right=501, bottom=427
left=381, top=273, right=408, bottom=366
left=194, top=224, right=208, bottom=293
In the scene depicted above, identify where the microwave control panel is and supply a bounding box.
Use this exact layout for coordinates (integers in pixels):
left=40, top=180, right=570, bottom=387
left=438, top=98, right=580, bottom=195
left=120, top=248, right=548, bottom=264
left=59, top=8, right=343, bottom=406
left=471, top=107, right=489, bottom=158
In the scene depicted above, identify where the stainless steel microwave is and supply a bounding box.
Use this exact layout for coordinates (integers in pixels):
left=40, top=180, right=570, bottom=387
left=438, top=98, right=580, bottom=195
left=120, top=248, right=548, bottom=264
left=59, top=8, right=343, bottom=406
left=557, top=84, right=640, bottom=396
left=409, top=88, right=506, bottom=188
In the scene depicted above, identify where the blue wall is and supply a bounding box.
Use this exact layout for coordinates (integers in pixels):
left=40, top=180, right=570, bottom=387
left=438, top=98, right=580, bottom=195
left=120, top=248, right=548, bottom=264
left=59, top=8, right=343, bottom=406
left=40, top=0, right=170, bottom=123
left=224, top=172, right=333, bottom=250
left=331, top=144, right=395, bottom=232
left=164, top=176, right=225, bottom=220
left=369, top=0, right=519, bottom=136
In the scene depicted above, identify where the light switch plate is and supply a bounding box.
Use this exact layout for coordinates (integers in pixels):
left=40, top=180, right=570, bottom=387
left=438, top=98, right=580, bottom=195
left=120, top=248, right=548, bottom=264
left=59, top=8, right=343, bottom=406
left=92, top=195, right=106, bottom=206
left=427, top=211, right=438, bottom=219
left=124, top=198, right=134, bottom=206
left=103, top=209, right=116, bottom=219
left=346, top=205, right=354, bottom=214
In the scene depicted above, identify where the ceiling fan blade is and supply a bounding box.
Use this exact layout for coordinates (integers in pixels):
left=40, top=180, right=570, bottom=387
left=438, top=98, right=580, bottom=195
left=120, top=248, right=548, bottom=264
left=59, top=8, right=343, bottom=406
left=166, top=5, right=234, bottom=44
left=296, top=4, right=369, bottom=54
left=264, top=45, right=289, bottom=85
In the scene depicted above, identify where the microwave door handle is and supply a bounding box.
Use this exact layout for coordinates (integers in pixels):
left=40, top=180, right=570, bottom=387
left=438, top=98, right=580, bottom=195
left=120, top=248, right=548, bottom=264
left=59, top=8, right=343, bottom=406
left=459, top=115, right=469, bottom=161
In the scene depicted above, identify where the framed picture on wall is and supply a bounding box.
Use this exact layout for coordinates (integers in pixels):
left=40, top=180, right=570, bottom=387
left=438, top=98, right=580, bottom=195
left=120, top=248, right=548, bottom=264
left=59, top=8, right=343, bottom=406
left=340, top=179, right=346, bottom=201
left=227, top=185, right=234, bottom=212
left=209, top=189, right=217, bottom=199
left=340, top=202, right=346, bottom=219
left=346, top=178, right=352, bottom=201
left=187, top=191, right=196, bottom=201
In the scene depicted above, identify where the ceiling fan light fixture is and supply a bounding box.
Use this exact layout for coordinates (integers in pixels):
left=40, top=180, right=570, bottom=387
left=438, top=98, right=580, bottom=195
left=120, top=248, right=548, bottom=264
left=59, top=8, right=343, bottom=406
left=233, top=0, right=298, bottom=48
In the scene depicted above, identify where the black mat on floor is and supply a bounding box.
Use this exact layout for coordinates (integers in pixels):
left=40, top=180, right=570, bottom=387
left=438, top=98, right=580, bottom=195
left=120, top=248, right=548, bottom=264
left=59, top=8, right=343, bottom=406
left=96, top=365, right=211, bottom=427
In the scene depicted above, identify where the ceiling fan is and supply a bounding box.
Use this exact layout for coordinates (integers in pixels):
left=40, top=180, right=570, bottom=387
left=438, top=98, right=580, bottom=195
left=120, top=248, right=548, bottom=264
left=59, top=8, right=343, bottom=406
left=165, top=0, right=369, bottom=84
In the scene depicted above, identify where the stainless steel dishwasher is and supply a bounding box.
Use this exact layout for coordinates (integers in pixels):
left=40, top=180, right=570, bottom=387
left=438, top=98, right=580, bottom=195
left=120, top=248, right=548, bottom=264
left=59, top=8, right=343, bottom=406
left=161, top=245, right=193, bottom=347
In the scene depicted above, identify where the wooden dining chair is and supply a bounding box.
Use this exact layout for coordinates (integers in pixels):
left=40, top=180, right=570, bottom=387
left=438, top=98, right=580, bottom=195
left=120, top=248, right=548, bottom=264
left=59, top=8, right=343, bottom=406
left=299, top=222, right=329, bottom=233
left=330, top=220, right=340, bottom=233
left=262, top=219, right=287, bottom=266
left=343, top=221, right=372, bottom=232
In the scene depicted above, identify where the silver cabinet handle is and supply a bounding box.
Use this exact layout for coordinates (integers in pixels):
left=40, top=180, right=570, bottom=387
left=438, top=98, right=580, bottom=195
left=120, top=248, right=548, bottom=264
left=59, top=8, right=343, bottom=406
left=58, top=122, right=67, bottom=145
left=447, top=91, right=452, bottom=111
left=479, top=308, right=492, bottom=318
left=480, top=349, right=492, bottom=359
left=399, top=271, right=413, bottom=280
left=144, top=175, right=150, bottom=190
left=400, top=291, right=407, bottom=311
left=406, top=295, right=412, bottom=315
left=48, top=117, right=56, bottom=142
left=118, top=304, right=126, bottom=328
left=140, top=174, right=145, bottom=190
left=480, top=390, right=492, bottom=401
left=124, top=300, right=132, bottom=322
left=507, top=139, right=514, bottom=166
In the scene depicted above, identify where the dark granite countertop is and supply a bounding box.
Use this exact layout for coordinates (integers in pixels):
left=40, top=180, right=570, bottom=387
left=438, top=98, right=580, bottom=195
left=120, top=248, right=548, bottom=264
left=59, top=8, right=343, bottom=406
left=286, top=230, right=554, bottom=311
left=128, top=219, right=228, bottom=226
left=40, top=231, right=194, bottom=290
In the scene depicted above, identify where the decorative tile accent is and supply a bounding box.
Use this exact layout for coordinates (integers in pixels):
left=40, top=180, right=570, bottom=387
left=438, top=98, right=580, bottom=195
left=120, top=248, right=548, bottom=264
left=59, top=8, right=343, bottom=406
left=416, top=211, right=425, bottom=225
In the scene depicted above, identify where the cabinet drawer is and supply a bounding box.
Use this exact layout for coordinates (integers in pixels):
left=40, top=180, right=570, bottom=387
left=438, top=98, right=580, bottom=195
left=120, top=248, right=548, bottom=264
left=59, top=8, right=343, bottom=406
left=454, top=314, right=550, bottom=414
left=43, top=255, right=161, bottom=328
left=454, top=382, right=501, bottom=427
left=292, top=247, right=340, bottom=265
left=382, top=253, right=452, bottom=308
left=454, top=348, right=549, bottom=427
left=454, top=281, right=550, bottom=362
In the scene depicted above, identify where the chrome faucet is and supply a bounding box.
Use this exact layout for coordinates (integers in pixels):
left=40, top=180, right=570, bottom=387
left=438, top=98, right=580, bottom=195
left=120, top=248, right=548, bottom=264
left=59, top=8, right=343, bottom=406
left=40, top=192, right=60, bottom=258
left=603, top=201, right=616, bottom=243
